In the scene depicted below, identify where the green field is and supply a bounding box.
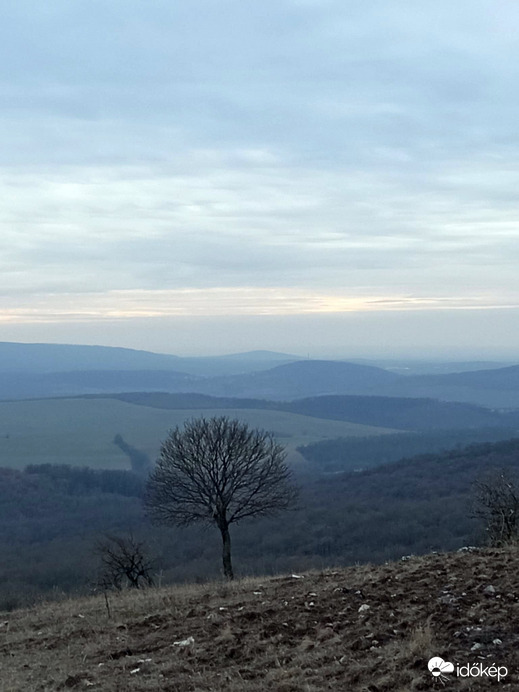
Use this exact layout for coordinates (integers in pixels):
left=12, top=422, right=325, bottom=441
left=0, top=397, right=397, bottom=470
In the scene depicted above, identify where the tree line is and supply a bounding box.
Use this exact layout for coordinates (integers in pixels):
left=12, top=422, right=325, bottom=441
left=2, top=429, right=519, bottom=610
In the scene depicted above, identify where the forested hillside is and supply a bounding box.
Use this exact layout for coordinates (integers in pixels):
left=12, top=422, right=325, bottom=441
left=298, top=427, right=519, bottom=472
left=2, top=437, right=519, bottom=611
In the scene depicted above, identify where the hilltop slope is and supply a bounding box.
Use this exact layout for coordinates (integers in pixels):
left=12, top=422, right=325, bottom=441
left=2, top=548, right=518, bottom=691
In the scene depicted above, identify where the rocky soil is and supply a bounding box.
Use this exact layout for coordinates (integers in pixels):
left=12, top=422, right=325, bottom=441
left=1, top=547, right=518, bottom=691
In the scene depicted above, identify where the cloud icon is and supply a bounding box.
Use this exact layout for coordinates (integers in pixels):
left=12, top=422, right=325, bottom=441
left=428, top=657, right=455, bottom=677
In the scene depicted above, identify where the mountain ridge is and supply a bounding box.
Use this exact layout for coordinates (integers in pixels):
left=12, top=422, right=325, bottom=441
left=1, top=341, right=519, bottom=407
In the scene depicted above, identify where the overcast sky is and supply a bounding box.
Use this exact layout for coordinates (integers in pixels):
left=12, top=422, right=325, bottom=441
left=1, top=1, right=518, bottom=358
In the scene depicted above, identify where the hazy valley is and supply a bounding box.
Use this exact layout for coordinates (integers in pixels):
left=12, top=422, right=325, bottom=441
left=1, top=342, right=519, bottom=600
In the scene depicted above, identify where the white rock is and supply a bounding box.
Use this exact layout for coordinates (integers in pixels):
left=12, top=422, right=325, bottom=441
left=173, top=636, right=195, bottom=647
left=358, top=604, right=370, bottom=613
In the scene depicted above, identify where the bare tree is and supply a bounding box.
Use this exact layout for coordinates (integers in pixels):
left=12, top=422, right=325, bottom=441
left=95, top=534, right=155, bottom=590
left=472, top=469, right=519, bottom=546
left=144, top=416, right=298, bottom=580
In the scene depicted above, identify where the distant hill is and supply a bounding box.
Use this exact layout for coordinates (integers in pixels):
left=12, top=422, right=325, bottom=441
left=0, top=369, right=201, bottom=400
left=0, top=357, right=401, bottom=401
left=102, top=391, right=519, bottom=431
left=0, top=342, right=183, bottom=373
left=0, top=342, right=299, bottom=384
left=213, top=349, right=301, bottom=361
left=407, top=364, right=519, bottom=391
left=201, top=359, right=519, bottom=406
left=151, top=351, right=302, bottom=377
left=386, top=364, right=519, bottom=408
left=282, top=394, right=517, bottom=430
left=1, top=341, right=519, bottom=407
left=174, top=360, right=519, bottom=406
left=353, top=358, right=514, bottom=375
left=199, top=360, right=400, bottom=399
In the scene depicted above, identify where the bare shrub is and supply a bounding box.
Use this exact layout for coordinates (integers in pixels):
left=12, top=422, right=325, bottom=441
left=95, top=534, right=154, bottom=591
left=472, top=469, right=519, bottom=546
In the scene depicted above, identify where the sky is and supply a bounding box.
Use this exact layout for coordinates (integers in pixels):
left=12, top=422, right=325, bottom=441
left=1, top=0, right=519, bottom=358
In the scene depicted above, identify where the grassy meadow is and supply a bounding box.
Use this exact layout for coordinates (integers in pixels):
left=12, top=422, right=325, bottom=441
left=0, top=397, right=396, bottom=470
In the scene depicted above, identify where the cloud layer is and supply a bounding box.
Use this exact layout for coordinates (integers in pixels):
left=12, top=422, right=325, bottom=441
left=1, top=1, right=518, bottom=353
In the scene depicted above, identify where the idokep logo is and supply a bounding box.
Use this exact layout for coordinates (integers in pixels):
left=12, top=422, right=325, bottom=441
left=428, top=656, right=509, bottom=683
left=428, top=657, right=454, bottom=681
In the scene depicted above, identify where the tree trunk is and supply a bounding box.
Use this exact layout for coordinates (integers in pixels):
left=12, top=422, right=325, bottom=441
left=219, top=524, right=234, bottom=580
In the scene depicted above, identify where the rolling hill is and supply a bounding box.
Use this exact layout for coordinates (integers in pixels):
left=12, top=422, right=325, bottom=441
left=1, top=384, right=516, bottom=473
left=204, top=360, right=519, bottom=406
left=0, top=342, right=184, bottom=373
left=217, top=360, right=519, bottom=408
left=0, top=369, right=202, bottom=400
left=0, top=342, right=300, bottom=378
left=389, top=364, right=519, bottom=407
left=198, top=360, right=401, bottom=399
left=100, top=392, right=519, bottom=431
left=281, top=395, right=518, bottom=430
left=2, top=341, right=519, bottom=408
left=410, top=364, right=519, bottom=390
left=0, top=397, right=396, bottom=471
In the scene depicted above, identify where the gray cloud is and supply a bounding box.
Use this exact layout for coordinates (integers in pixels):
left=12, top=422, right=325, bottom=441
left=1, top=1, right=518, bottom=353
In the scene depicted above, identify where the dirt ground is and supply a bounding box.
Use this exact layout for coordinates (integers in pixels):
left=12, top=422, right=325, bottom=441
left=1, top=546, right=518, bottom=691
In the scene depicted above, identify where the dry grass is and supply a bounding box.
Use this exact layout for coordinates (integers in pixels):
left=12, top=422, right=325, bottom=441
left=1, top=548, right=519, bottom=691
